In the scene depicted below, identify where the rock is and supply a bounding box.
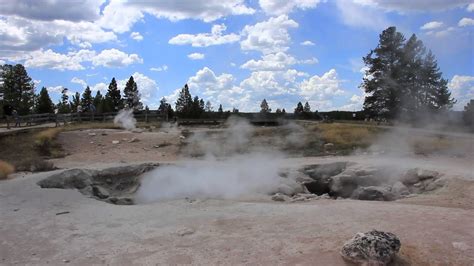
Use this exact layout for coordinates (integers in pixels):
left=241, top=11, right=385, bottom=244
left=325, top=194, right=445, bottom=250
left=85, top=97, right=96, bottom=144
left=424, top=178, right=446, bottom=192
left=390, top=182, right=409, bottom=197
left=352, top=186, right=394, bottom=201
left=88, top=133, right=96, bottom=136
left=107, top=197, right=134, bottom=205
left=37, top=169, right=93, bottom=189
left=179, top=135, right=186, bottom=139
left=131, top=128, right=143, bottom=133
left=271, top=193, right=289, bottom=202
left=340, top=230, right=401, bottom=265
left=324, top=143, right=335, bottom=151
left=176, top=227, right=195, bottom=236
left=128, top=137, right=139, bottom=143
left=112, top=140, right=120, bottom=144
left=92, top=186, right=109, bottom=199
left=277, top=179, right=304, bottom=196
left=401, top=168, right=439, bottom=186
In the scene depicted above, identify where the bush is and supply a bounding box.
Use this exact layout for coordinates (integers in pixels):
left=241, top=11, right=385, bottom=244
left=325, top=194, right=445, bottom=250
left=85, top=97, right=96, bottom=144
left=34, top=128, right=63, bottom=156
left=0, top=160, right=15, bottom=180
left=16, top=158, right=56, bottom=172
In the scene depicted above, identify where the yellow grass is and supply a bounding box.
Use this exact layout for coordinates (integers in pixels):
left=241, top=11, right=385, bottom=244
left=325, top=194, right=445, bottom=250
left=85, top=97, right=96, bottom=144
left=36, top=128, right=63, bottom=142
left=0, top=160, right=15, bottom=180
left=315, top=123, right=381, bottom=148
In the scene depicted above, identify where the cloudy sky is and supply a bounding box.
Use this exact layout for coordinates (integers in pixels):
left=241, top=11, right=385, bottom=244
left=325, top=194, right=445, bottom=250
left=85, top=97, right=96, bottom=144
left=1, top=0, right=473, bottom=111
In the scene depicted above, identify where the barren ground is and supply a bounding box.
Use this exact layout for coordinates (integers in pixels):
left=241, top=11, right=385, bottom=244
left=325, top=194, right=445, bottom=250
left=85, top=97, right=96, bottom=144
left=1, top=124, right=473, bottom=265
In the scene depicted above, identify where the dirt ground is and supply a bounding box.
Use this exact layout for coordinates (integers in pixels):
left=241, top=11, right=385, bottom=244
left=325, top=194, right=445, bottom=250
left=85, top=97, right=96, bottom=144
left=1, top=123, right=474, bottom=265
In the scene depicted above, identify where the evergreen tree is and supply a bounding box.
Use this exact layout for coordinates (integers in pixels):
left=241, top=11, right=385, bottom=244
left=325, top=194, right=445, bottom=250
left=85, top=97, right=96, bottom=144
left=0, top=64, right=35, bottom=115
left=205, top=100, right=213, bottom=112
left=35, top=87, right=54, bottom=114
left=232, top=107, right=239, bottom=113
left=294, top=102, right=304, bottom=115
left=123, top=76, right=142, bottom=110
left=260, top=99, right=271, bottom=113
left=158, top=97, right=174, bottom=120
left=218, top=104, right=223, bottom=113
left=105, top=78, right=122, bottom=111
left=70, top=92, right=81, bottom=112
left=303, top=102, right=311, bottom=113
left=81, top=86, right=93, bottom=109
left=282, top=108, right=286, bottom=114
left=276, top=108, right=282, bottom=114
left=57, top=88, right=71, bottom=113
left=362, top=26, right=406, bottom=119
left=463, top=100, right=474, bottom=128
left=175, top=84, right=193, bottom=118
left=422, top=51, right=455, bottom=111
left=93, top=91, right=104, bottom=113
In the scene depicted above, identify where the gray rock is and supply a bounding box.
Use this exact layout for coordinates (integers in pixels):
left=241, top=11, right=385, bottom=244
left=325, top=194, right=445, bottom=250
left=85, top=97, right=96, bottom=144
left=271, top=193, right=288, bottom=202
left=401, top=168, right=439, bottom=186
left=37, top=169, right=93, bottom=189
left=341, top=230, right=401, bottom=265
left=352, top=186, right=394, bottom=201
left=390, top=182, right=410, bottom=197
left=92, top=186, right=109, bottom=199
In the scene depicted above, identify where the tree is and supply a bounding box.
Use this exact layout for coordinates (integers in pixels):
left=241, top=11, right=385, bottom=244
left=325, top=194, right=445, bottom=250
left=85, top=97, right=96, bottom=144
left=105, top=77, right=122, bottom=111
left=35, top=87, right=54, bottom=114
left=260, top=99, right=271, bottom=113
left=463, top=100, right=474, bottom=128
left=175, top=84, right=193, bottom=118
left=422, top=51, right=455, bottom=111
left=0, top=64, right=35, bottom=115
left=303, top=102, right=311, bottom=113
left=81, top=86, right=93, bottom=109
left=282, top=108, right=286, bottom=114
left=158, top=97, right=174, bottom=120
left=362, top=26, right=406, bottom=119
left=93, top=91, right=104, bottom=113
left=123, top=76, right=142, bottom=110
left=57, top=88, right=71, bottom=113
left=205, top=100, right=213, bottom=112
left=276, top=108, right=282, bottom=114
left=218, top=104, right=223, bottom=113
left=294, top=102, right=304, bottom=115
left=70, top=92, right=81, bottom=112
left=232, top=107, right=239, bottom=113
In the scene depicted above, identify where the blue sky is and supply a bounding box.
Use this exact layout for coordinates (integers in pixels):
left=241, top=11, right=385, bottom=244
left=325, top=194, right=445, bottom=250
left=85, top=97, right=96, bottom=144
left=1, top=0, right=473, bottom=111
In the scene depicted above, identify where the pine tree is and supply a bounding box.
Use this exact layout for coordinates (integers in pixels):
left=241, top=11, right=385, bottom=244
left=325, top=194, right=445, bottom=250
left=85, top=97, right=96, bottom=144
left=303, top=102, right=311, bottom=113
left=218, top=104, right=223, bottom=113
left=0, top=64, right=35, bottom=115
left=205, top=100, right=213, bottom=112
left=175, top=84, right=193, bottom=118
left=58, top=88, right=71, bottom=113
left=123, top=76, right=142, bottom=110
left=81, top=86, right=93, bottom=109
left=276, top=108, right=282, bottom=114
left=422, top=51, right=455, bottom=111
left=294, top=102, right=304, bottom=115
left=70, top=92, right=81, bottom=112
left=93, top=91, right=104, bottom=113
left=282, top=108, right=286, bottom=114
left=105, top=78, right=122, bottom=111
left=35, top=87, right=54, bottom=114
left=362, top=26, right=406, bottom=119
left=260, top=99, right=271, bottom=113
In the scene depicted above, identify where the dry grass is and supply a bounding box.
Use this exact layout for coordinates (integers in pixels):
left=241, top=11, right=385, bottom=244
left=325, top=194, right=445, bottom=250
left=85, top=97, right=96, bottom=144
left=35, top=128, right=63, bottom=156
left=0, top=160, right=15, bottom=180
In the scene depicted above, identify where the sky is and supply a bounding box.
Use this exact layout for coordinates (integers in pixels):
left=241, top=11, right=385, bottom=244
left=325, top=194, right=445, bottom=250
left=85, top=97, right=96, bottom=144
left=0, top=0, right=473, bottom=111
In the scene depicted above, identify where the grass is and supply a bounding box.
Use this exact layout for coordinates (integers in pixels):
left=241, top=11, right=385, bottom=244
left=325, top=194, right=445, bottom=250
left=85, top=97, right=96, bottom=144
left=0, top=160, right=15, bottom=180
left=34, top=128, right=64, bottom=156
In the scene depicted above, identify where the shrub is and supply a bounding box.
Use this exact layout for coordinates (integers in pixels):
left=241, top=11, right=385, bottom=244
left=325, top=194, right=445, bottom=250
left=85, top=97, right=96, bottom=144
left=34, top=128, right=63, bottom=156
left=0, top=160, right=15, bottom=180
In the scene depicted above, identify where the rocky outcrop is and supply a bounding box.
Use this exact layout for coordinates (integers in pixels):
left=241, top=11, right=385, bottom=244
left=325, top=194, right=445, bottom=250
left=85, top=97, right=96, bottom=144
left=341, top=230, right=401, bottom=265
left=37, top=163, right=156, bottom=205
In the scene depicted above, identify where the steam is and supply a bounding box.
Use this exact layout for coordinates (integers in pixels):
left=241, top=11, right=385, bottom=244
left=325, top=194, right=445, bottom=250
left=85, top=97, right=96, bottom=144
left=113, top=109, right=136, bottom=130
left=136, top=117, right=297, bottom=203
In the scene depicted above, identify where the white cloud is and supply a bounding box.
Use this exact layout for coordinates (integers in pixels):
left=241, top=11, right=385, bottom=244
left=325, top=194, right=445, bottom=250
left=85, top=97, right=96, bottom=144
left=425, top=27, right=457, bottom=38
left=354, top=0, right=472, bottom=12
left=23, top=49, right=95, bottom=71
left=99, top=0, right=254, bottom=33
left=458, top=18, right=474, bottom=27
left=0, top=0, right=105, bottom=21
left=121, top=72, right=159, bottom=107
left=448, top=75, right=474, bottom=110
left=241, top=15, right=298, bottom=54
left=130, top=32, right=143, bottom=41
left=468, top=3, right=474, bottom=11
left=90, top=82, right=108, bottom=94
left=188, top=53, right=205, bottom=60
left=240, top=52, right=317, bottom=71
left=71, top=77, right=87, bottom=88
left=420, top=21, right=444, bottom=30
left=150, top=65, right=168, bottom=72
left=299, top=69, right=345, bottom=101
left=259, top=0, right=321, bottom=15
left=335, top=0, right=389, bottom=30
left=169, top=24, right=240, bottom=47
left=300, top=40, right=315, bottom=46
left=92, top=49, right=143, bottom=68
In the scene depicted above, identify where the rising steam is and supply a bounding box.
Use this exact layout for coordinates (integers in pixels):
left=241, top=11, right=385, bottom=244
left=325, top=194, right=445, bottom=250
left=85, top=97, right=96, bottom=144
left=113, top=109, right=136, bottom=130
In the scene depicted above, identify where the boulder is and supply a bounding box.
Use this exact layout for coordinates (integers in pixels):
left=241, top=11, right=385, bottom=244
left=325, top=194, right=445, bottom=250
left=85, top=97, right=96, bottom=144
left=341, top=230, right=401, bottom=265
left=401, top=168, right=439, bottom=186
left=271, top=193, right=289, bottom=202
left=92, top=186, right=109, bottom=199
left=352, top=186, right=394, bottom=201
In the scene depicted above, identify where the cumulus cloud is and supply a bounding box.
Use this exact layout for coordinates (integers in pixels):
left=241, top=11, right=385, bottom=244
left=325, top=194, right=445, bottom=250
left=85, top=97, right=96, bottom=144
left=353, top=0, right=472, bottom=12
left=468, top=3, right=474, bottom=12
left=71, top=77, right=87, bottom=88
left=420, top=21, right=444, bottom=30
left=299, top=69, right=345, bottom=102
left=23, top=49, right=95, bottom=71
left=0, top=0, right=105, bottom=21
left=458, top=18, right=474, bottom=27
left=300, top=40, right=315, bottom=46
left=241, top=15, right=298, bottom=54
left=259, top=0, right=321, bottom=15
left=335, top=0, right=390, bottom=30
left=188, top=53, right=205, bottom=60
left=448, top=75, right=474, bottom=110
left=169, top=24, right=240, bottom=47
left=130, top=32, right=143, bottom=41
left=92, top=49, right=143, bottom=68
left=241, top=52, right=317, bottom=71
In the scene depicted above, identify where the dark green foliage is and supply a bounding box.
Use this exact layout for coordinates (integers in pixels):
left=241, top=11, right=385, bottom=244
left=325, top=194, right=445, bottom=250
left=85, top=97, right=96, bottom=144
left=362, top=27, right=455, bottom=121
left=294, top=102, right=304, bottom=115
left=0, top=64, right=35, bottom=115
left=93, top=91, right=105, bottom=113
left=105, top=78, right=122, bottom=112
left=35, top=87, right=54, bottom=114
left=260, top=99, right=271, bottom=113
left=57, top=88, right=71, bottom=113
left=218, top=104, right=223, bottom=113
left=174, top=84, right=204, bottom=118
left=463, top=100, right=474, bottom=129
left=123, top=76, right=142, bottom=110
left=70, top=92, right=81, bottom=112
left=158, top=97, right=174, bottom=120
left=81, top=86, right=93, bottom=110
